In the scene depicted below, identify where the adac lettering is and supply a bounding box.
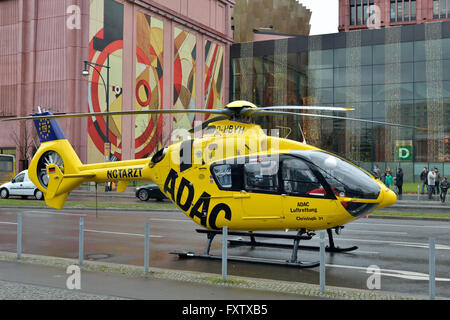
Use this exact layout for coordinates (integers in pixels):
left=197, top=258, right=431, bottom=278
left=164, top=169, right=232, bottom=229
left=107, top=168, right=143, bottom=179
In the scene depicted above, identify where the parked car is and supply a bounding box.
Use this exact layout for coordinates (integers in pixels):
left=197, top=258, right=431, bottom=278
left=0, top=170, right=44, bottom=200
left=135, top=184, right=166, bottom=201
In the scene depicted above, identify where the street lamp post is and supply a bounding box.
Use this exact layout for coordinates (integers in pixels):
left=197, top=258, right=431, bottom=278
left=82, top=53, right=111, bottom=161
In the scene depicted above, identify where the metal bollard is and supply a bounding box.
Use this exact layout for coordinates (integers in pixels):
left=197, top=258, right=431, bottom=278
left=222, top=226, right=228, bottom=282
left=17, top=213, right=22, bottom=260
left=429, top=237, right=436, bottom=300
left=417, top=185, right=420, bottom=201
left=144, top=222, right=150, bottom=274
left=78, top=217, right=84, bottom=266
left=320, top=230, right=326, bottom=293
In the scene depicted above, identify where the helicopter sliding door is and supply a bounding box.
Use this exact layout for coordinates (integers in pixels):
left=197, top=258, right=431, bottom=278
left=240, top=158, right=284, bottom=229
left=280, top=156, right=338, bottom=230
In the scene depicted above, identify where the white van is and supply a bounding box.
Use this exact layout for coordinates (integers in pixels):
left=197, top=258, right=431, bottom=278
left=0, top=170, right=44, bottom=200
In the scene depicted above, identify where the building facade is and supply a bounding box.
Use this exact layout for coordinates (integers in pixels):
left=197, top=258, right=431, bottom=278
left=231, top=20, right=450, bottom=182
left=339, top=0, right=450, bottom=32
left=0, top=0, right=234, bottom=170
left=231, top=0, right=311, bottom=43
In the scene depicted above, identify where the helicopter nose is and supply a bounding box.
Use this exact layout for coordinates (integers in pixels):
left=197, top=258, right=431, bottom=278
left=378, top=187, right=397, bottom=209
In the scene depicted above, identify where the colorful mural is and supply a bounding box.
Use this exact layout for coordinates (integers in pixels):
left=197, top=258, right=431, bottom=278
left=88, top=0, right=124, bottom=162
left=135, top=12, right=164, bottom=159
left=204, top=40, right=224, bottom=114
left=173, top=27, right=197, bottom=131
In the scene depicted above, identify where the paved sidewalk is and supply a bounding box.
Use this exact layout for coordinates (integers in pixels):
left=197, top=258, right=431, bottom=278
left=0, top=252, right=418, bottom=300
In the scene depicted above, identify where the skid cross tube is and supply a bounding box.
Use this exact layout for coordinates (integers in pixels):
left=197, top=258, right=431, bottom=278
left=171, top=229, right=320, bottom=268
left=226, top=228, right=358, bottom=253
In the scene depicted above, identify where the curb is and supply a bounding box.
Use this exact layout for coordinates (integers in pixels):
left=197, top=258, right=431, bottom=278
left=0, top=251, right=421, bottom=300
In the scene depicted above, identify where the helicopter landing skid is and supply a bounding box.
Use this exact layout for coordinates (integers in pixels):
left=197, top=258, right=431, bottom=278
left=228, top=228, right=358, bottom=253
left=170, top=229, right=320, bottom=268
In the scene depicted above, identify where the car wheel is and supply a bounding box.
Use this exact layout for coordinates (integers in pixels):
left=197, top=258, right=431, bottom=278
left=137, top=189, right=150, bottom=201
left=35, top=189, right=44, bottom=201
left=0, top=188, right=9, bottom=199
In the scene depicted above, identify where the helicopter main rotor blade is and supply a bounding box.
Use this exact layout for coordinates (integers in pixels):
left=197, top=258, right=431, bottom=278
left=250, top=110, right=427, bottom=130
left=239, top=106, right=354, bottom=117
left=2, top=108, right=233, bottom=122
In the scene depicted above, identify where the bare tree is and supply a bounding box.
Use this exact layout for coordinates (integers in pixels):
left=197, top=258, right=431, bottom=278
left=10, top=121, right=39, bottom=171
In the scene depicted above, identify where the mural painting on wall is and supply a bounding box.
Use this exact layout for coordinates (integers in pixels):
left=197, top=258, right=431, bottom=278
left=135, top=12, right=164, bottom=159
left=88, top=0, right=124, bottom=162
left=173, top=27, right=197, bottom=133
left=204, top=40, right=224, bottom=118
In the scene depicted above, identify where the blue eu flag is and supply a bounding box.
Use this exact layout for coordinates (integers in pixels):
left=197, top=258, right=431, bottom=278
left=32, top=112, right=66, bottom=143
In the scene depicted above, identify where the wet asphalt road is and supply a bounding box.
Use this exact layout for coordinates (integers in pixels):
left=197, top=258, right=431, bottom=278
left=1, top=201, right=450, bottom=299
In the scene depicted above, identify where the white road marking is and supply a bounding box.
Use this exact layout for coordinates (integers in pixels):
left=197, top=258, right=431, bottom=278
left=344, top=229, right=408, bottom=235
left=149, top=218, right=191, bottom=223
left=23, top=210, right=87, bottom=217
left=327, top=264, right=450, bottom=282
left=332, top=237, right=450, bottom=250
left=351, top=221, right=450, bottom=229
left=84, top=229, right=162, bottom=238
left=0, top=222, right=17, bottom=225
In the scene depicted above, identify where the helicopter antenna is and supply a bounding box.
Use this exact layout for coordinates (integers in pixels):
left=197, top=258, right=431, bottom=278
left=297, top=121, right=307, bottom=144
left=275, top=125, right=292, bottom=139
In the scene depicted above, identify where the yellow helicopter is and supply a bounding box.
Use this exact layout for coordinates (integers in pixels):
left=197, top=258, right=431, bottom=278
left=5, top=100, right=400, bottom=267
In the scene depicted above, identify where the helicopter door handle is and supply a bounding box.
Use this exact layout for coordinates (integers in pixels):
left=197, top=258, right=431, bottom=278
left=233, top=192, right=250, bottom=198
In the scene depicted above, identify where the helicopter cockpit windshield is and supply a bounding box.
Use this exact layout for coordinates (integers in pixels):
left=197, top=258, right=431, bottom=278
left=294, top=150, right=381, bottom=200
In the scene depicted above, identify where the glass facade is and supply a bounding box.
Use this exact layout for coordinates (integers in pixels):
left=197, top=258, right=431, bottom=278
left=230, top=21, right=450, bottom=183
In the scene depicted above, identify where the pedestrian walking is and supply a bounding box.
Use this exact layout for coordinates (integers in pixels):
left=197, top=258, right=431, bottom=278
left=420, top=167, right=428, bottom=195
left=440, top=177, right=449, bottom=203
left=385, top=172, right=393, bottom=189
left=435, top=168, right=441, bottom=195
left=373, top=164, right=381, bottom=179
left=428, top=168, right=437, bottom=200
left=396, top=168, right=404, bottom=198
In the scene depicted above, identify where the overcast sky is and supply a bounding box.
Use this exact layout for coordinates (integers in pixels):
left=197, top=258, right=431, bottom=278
left=297, top=0, right=339, bottom=35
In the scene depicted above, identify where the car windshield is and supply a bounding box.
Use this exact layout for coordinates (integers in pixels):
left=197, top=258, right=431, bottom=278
left=295, top=150, right=381, bottom=200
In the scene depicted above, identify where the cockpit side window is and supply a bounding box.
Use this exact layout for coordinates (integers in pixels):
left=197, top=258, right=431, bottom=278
left=244, top=160, right=279, bottom=193
left=212, top=164, right=232, bottom=188
left=211, top=163, right=244, bottom=191
left=281, top=158, right=325, bottom=197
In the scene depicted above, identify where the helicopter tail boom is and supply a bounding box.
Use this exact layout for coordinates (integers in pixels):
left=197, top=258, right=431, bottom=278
left=28, top=111, right=152, bottom=209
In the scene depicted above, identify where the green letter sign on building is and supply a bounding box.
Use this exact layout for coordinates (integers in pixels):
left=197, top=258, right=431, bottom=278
left=395, top=145, right=412, bottom=161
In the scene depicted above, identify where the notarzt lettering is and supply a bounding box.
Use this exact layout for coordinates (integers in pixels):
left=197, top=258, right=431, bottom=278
left=107, top=168, right=143, bottom=179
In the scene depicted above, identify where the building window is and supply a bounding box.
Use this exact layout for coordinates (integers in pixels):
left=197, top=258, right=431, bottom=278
left=434, top=0, right=440, bottom=19
left=404, top=1, right=410, bottom=21
left=351, top=0, right=375, bottom=26
left=356, top=0, right=361, bottom=25
left=391, top=0, right=396, bottom=22
left=442, top=0, right=447, bottom=18
left=397, top=0, right=403, bottom=21
left=350, top=0, right=355, bottom=25
left=391, top=1, right=417, bottom=22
